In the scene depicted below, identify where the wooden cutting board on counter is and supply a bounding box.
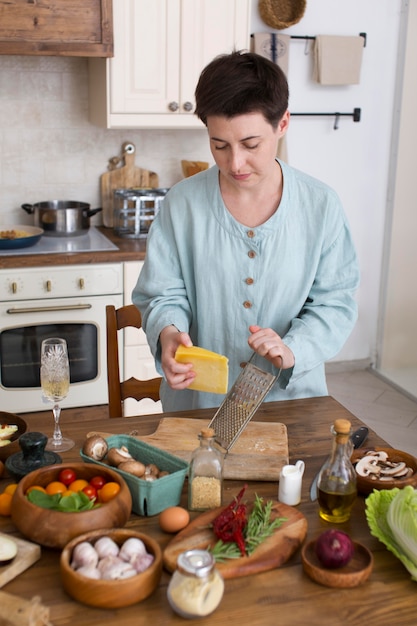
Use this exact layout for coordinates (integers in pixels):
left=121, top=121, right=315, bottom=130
left=90, top=417, right=288, bottom=481
left=0, top=533, right=41, bottom=588
left=100, top=141, right=159, bottom=227
left=163, top=500, right=307, bottom=579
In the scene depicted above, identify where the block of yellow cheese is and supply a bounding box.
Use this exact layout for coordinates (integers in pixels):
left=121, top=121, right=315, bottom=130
left=174, top=345, right=229, bottom=394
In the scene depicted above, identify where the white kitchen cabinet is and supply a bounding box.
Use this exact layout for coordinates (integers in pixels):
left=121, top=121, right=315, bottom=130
left=88, top=0, right=251, bottom=129
left=123, top=261, right=162, bottom=416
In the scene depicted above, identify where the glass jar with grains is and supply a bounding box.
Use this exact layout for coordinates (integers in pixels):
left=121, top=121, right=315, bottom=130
left=188, top=427, right=223, bottom=511
left=167, top=549, right=224, bottom=618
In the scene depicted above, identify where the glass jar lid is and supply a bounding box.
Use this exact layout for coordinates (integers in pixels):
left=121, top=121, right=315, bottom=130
left=177, top=550, right=215, bottom=578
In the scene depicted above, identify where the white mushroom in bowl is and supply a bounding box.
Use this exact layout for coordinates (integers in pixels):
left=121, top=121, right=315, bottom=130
left=354, top=451, right=413, bottom=481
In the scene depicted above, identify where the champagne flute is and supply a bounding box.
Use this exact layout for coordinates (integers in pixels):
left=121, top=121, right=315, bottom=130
left=41, top=337, right=74, bottom=452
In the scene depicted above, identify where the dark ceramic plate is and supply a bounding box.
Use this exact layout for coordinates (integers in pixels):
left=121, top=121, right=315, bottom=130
left=0, top=225, right=44, bottom=249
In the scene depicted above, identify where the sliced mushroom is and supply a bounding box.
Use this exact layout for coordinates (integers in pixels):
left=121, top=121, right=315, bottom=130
left=379, top=461, right=407, bottom=476
left=355, top=455, right=381, bottom=477
left=355, top=450, right=414, bottom=481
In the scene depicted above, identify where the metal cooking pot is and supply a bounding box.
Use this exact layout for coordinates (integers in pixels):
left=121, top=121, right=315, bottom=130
left=21, top=201, right=102, bottom=237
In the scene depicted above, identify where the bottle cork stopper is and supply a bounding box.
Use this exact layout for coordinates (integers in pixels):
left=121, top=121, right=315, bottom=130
left=200, top=427, right=215, bottom=438
left=334, top=419, right=351, bottom=434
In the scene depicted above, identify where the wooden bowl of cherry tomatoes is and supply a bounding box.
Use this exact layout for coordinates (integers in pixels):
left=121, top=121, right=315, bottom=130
left=11, top=463, right=132, bottom=549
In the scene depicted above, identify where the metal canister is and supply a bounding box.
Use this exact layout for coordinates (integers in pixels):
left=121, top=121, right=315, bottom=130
left=112, top=188, right=169, bottom=238
left=167, top=550, right=224, bottom=618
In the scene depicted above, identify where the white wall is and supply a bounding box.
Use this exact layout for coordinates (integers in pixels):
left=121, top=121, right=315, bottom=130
left=251, top=0, right=402, bottom=363
left=379, top=0, right=417, bottom=370
left=0, top=0, right=403, bottom=368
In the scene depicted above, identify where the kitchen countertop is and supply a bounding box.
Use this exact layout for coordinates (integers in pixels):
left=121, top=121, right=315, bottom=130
left=1, top=397, right=415, bottom=625
left=0, top=227, right=146, bottom=269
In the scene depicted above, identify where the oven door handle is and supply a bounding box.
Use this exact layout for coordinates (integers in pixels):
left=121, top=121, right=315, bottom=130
left=6, top=304, right=93, bottom=314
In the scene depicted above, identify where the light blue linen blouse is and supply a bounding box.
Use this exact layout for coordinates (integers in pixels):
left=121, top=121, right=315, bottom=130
left=132, top=160, right=360, bottom=411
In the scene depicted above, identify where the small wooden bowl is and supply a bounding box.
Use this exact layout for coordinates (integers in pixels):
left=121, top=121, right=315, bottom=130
left=0, top=413, right=27, bottom=461
left=60, top=528, right=162, bottom=608
left=11, top=463, right=132, bottom=549
left=351, top=447, right=417, bottom=495
left=301, top=539, right=373, bottom=588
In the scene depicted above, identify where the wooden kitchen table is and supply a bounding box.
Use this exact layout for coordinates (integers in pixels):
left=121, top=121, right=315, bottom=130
left=1, top=397, right=415, bottom=626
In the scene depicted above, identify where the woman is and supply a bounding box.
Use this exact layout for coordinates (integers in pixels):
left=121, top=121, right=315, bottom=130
left=132, top=51, right=360, bottom=412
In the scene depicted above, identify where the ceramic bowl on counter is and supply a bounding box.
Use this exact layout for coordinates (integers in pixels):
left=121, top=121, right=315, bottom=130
left=0, top=413, right=27, bottom=462
left=11, top=463, right=132, bottom=549
left=60, top=528, right=162, bottom=608
left=351, top=447, right=417, bottom=495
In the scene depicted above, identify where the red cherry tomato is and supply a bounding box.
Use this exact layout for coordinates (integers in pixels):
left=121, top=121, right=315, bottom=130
left=89, top=475, right=106, bottom=490
left=58, top=468, right=77, bottom=486
left=82, top=485, right=97, bottom=501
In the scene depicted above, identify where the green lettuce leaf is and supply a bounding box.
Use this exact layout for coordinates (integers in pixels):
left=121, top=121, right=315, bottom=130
left=365, top=486, right=417, bottom=581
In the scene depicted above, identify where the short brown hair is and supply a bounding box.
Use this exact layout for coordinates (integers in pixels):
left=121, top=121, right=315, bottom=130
left=195, top=50, right=289, bottom=128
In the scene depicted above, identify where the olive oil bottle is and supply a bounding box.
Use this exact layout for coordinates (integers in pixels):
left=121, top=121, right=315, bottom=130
left=317, top=419, right=357, bottom=523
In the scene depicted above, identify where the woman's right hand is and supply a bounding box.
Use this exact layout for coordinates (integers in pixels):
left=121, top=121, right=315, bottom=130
left=159, top=325, right=196, bottom=390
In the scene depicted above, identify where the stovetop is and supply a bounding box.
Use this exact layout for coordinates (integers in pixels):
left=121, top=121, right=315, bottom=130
left=0, top=227, right=118, bottom=256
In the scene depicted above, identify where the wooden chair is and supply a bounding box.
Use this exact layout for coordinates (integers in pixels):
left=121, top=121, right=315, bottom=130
left=106, top=304, right=161, bottom=418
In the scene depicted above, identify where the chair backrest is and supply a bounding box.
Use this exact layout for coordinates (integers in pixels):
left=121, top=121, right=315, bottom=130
left=106, top=304, right=161, bottom=418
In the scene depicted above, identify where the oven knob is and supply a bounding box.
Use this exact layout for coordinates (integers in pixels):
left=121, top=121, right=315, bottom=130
left=11, top=281, right=17, bottom=294
left=79, top=278, right=85, bottom=290
left=46, top=280, right=52, bottom=292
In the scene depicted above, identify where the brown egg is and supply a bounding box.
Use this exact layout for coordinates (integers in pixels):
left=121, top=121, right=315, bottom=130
left=158, top=506, right=190, bottom=534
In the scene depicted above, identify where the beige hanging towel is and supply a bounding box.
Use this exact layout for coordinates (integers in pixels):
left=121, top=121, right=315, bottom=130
left=252, top=33, right=290, bottom=76
left=313, top=35, right=364, bottom=85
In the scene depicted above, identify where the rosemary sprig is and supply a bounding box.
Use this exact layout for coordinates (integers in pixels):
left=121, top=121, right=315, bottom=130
left=208, top=494, right=287, bottom=562
left=245, top=494, right=287, bottom=556
left=210, top=539, right=242, bottom=562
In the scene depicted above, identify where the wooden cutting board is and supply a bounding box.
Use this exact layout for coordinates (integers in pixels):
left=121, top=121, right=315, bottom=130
left=0, top=532, right=41, bottom=588
left=90, top=417, right=288, bottom=481
left=163, top=500, right=307, bottom=579
left=100, top=141, right=159, bottom=227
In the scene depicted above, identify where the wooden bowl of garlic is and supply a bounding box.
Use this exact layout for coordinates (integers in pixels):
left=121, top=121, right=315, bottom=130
left=351, top=447, right=417, bottom=495
left=60, top=528, right=162, bottom=608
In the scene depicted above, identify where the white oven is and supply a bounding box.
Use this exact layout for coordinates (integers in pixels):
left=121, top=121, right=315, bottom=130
left=0, top=263, right=123, bottom=413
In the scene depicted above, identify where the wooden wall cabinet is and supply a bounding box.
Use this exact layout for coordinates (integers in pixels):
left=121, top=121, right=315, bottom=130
left=0, top=0, right=113, bottom=57
left=88, top=0, right=251, bottom=129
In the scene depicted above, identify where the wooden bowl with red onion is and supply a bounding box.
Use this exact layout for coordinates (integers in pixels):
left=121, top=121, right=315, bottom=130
left=351, top=447, right=417, bottom=495
left=60, top=528, right=162, bottom=608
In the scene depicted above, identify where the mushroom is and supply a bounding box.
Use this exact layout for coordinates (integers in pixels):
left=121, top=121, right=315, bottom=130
left=144, top=463, right=160, bottom=478
left=117, top=459, right=146, bottom=477
left=82, top=435, right=108, bottom=461
left=355, top=451, right=414, bottom=481
left=355, top=455, right=381, bottom=477
left=380, top=461, right=407, bottom=477
left=106, top=446, right=133, bottom=467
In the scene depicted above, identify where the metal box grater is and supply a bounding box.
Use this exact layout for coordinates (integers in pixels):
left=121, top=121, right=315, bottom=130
left=113, top=188, right=169, bottom=238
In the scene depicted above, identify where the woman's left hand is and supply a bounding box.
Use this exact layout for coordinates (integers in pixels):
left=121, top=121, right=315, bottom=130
left=248, top=325, right=295, bottom=370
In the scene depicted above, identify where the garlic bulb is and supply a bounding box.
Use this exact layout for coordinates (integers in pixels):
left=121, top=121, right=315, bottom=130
left=94, top=536, right=119, bottom=559
left=98, top=555, right=137, bottom=580
left=119, top=537, right=147, bottom=562
left=71, top=541, right=99, bottom=570
left=76, top=564, right=101, bottom=580
left=132, top=552, right=154, bottom=573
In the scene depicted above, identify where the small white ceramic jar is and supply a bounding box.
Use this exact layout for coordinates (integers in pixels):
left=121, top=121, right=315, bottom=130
left=278, top=459, right=305, bottom=506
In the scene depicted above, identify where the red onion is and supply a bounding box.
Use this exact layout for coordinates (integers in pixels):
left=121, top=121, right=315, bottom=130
left=315, top=530, right=354, bottom=569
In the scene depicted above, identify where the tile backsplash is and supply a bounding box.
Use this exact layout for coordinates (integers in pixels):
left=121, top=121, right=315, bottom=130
left=0, top=55, right=212, bottom=227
